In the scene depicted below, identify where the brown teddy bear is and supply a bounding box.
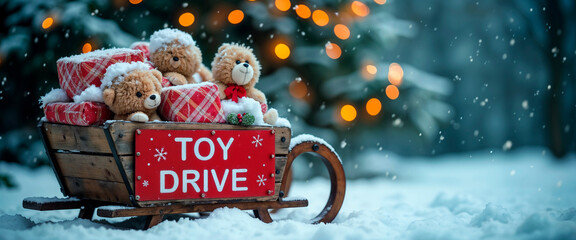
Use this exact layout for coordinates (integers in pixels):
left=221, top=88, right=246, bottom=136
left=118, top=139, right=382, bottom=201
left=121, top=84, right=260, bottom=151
left=149, top=28, right=212, bottom=85
left=101, top=62, right=163, bottom=122
left=211, top=43, right=278, bottom=125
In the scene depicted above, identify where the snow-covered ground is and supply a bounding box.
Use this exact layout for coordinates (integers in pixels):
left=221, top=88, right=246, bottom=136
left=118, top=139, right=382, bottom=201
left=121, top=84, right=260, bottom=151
left=0, top=148, right=575, bottom=240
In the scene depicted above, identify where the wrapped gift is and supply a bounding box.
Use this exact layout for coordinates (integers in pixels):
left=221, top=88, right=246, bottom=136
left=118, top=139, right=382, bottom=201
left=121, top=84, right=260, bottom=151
left=57, top=48, right=146, bottom=98
left=159, top=83, right=226, bottom=123
left=131, top=42, right=150, bottom=60
left=44, top=102, right=112, bottom=126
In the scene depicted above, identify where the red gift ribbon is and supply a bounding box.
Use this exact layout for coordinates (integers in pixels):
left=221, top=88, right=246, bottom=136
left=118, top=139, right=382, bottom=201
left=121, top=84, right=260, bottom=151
left=225, top=84, right=247, bottom=103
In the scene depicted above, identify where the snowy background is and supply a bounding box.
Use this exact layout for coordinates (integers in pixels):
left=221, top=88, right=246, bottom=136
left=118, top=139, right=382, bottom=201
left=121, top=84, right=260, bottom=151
left=1, top=0, right=576, bottom=239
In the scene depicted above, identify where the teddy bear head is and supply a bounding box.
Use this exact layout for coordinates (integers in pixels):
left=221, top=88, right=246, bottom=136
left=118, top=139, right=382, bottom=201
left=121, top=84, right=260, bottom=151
left=149, top=28, right=202, bottom=77
left=211, top=43, right=261, bottom=88
left=101, top=62, right=163, bottom=116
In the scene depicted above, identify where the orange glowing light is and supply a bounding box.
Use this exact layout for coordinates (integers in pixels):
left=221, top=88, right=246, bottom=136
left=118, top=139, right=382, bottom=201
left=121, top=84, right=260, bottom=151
left=374, top=0, right=386, bottom=4
left=228, top=10, right=244, bottom=24
left=340, top=104, right=357, bottom=122
left=388, top=62, right=403, bottom=85
left=325, top=42, right=342, bottom=59
left=275, top=0, right=291, bottom=12
left=129, top=0, right=142, bottom=4
left=361, top=63, right=378, bottom=80
left=42, top=17, right=54, bottom=29
left=289, top=80, right=308, bottom=99
left=82, top=43, right=93, bottom=53
left=366, top=98, right=382, bottom=116
left=386, top=85, right=400, bottom=100
left=334, top=24, right=350, bottom=40
left=179, top=12, right=195, bottom=27
left=351, top=1, right=370, bottom=17
left=312, top=10, right=329, bottom=26
left=275, top=43, right=291, bottom=60
left=366, top=64, right=377, bottom=75
left=295, top=4, right=311, bottom=19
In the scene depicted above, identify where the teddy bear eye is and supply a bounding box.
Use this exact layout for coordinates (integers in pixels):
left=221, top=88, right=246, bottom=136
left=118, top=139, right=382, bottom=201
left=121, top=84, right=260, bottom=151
left=136, top=92, right=143, bottom=98
left=235, top=60, right=241, bottom=64
left=245, top=60, right=249, bottom=64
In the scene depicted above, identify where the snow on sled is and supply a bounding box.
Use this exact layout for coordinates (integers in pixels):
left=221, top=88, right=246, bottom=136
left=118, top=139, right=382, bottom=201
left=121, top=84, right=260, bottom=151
left=23, top=121, right=346, bottom=229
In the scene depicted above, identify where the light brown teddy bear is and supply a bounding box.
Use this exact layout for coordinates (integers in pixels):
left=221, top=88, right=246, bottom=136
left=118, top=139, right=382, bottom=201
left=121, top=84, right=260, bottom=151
left=211, top=43, right=278, bottom=125
left=149, top=28, right=212, bottom=85
left=101, top=62, right=163, bottom=122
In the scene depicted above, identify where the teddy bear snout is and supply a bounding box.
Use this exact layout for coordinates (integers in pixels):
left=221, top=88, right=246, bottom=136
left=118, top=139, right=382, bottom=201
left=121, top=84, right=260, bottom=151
left=173, top=56, right=179, bottom=62
left=144, top=94, right=161, bottom=109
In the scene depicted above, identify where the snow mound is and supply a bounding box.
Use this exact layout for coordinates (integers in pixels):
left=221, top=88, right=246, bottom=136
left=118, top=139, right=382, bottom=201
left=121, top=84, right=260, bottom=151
left=38, top=88, right=71, bottom=108
left=221, top=97, right=265, bottom=126
left=275, top=117, right=291, bottom=128
left=73, top=85, right=103, bottom=103
left=100, top=61, right=151, bottom=89
left=470, top=203, right=511, bottom=227
left=149, top=28, right=195, bottom=53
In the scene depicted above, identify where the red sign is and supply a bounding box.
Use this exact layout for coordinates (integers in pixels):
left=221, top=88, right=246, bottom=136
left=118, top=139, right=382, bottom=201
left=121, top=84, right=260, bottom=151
left=134, top=129, right=276, bottom=201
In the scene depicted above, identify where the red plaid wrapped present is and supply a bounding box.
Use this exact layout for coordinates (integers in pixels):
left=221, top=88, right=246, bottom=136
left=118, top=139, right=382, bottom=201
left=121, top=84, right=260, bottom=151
left=57, top=48, right=146, bottom=98
left=131, top=42, right=150, bottom=60
left=44, top=102, right=112, bottom=126
left=159, top=83, right=226, bottom=123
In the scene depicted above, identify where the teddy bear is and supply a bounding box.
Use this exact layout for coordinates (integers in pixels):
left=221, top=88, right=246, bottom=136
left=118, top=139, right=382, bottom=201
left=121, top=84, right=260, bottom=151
left=101, top=61, right=163, bottom=122
left=149, top=28, right=212, bottom=85
left=211, top=43, right=278, bottom=125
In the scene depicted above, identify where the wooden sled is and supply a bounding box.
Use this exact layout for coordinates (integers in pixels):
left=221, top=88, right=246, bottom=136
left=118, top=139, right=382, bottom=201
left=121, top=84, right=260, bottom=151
left=23, top=121, right=346, bottom=229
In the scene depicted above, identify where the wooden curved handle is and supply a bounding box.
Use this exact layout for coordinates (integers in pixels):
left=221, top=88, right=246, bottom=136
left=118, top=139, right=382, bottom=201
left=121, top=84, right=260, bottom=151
left=284, top=141, right=346, bottom=223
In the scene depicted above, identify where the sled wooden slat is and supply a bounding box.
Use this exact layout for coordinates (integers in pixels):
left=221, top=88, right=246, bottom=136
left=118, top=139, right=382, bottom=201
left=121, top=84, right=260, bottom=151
left=63, top=177, right=131, bottom=204
left=98, top=198, right=308, bottom=218
left=105, top=122, right=291, bottom=155
left=275, top=156, right=287, bottom=183
left=22, top=197, right=83, bottom=211
left=42, top=124, right=111, bottom=154
left=55, top=153, right=124, bottom=182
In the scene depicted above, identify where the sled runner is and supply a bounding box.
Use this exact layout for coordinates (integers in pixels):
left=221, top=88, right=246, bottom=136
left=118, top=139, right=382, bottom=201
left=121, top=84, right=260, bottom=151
left=23, top=121, right=346, bottom=229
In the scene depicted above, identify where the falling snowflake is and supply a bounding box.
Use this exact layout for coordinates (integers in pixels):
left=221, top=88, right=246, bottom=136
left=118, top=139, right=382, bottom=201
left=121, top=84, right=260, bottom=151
left=256, top=174, right=267, bottom=187
left=252, top=135, right=263, bottom=148
left=142, top=180, right=149, bottom=187
left=154, top=147, right=167, bottom=162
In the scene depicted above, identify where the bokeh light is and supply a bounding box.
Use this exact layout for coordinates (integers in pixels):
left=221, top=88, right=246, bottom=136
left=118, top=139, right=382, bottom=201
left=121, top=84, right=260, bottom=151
left=374, top=0, right=386, bottom=4
left=228, top=10, right=244, bottom=24
left=42, top=17, right=54, bottom=29
left=275, top=43, right=291, bottom=59
left=295, top=4, right=311, bottom=19
left=312, top=10, right=329, bottom=26
left=351, top=1, right=370, bottom=17
left=386, top=85, right=399, bottom=100
left=334, top=24, right=350, bottom=40
left=362, top=63, right=378, bottom=81
left=129, top=0, right=142, bottom=4
left=82, top=43, right=92, bottom=53
left=179, top=12, right=195, bottom=27
left=388, top=62, right=403, bottom=85
left=275, top=0, right=291, bottom=12
left=289, top=80, right=308, bottom=99
left=340, top=104, right=357, bottom=122
left=366, top=98, right=382, bottom=116
left=325, top=42, right=342, bottom=59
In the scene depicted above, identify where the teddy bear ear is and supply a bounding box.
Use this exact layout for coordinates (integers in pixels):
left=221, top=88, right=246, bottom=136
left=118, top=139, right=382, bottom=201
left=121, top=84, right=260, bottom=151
left=150, top=69, right=163, bottom=91
left=217, top=43, right=231, bottom=53
left=102, top=88, right=116, bottom=107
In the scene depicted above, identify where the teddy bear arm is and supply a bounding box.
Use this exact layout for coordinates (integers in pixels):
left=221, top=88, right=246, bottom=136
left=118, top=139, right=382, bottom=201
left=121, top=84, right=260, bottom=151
left=247, top=89, right=267, bottom=104
left=197, top=65, right=213, bottom=82
left=216, top=82, right=228, bottom=100
left=164, top=72, right=188, bottom=85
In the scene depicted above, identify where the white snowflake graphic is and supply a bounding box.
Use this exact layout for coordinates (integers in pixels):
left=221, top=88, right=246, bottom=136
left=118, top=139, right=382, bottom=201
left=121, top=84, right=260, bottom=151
left=142, top=180, right=149, bottom=187
left=252, top=135, right=263, bottom=148
left=154, top=147, right=167, bottom=162
left=256, top=174, right=267, bottom=187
